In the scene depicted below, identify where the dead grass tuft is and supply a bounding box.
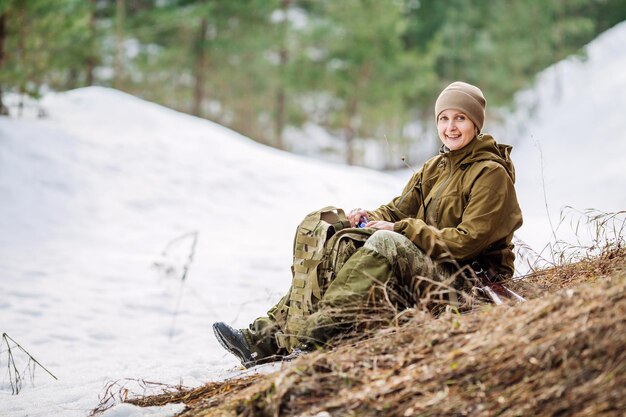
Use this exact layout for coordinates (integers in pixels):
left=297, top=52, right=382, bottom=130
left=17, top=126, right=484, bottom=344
left=125, top=374, right=272, bottom=417
left=517, top=245, right=625, bottom=293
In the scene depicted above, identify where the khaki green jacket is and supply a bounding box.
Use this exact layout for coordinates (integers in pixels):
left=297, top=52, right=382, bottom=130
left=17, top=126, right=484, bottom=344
left=369, top=134, right=523, bottom=276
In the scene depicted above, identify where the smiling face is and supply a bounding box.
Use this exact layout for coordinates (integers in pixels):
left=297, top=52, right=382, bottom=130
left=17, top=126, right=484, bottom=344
left=437, top=109, right=477, bottom=151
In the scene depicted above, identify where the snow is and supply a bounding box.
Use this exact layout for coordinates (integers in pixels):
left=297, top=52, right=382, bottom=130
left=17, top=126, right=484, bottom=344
left=0, top=87, right=401, bottom=416
left=501, top=21, right=626, bottom=262
left=100, top=403, right=185, bottom=417
left=1, top=21, right=626, bottom=417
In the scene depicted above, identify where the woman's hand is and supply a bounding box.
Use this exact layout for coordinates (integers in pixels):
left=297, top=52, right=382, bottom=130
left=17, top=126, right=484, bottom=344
left=365, top=220, right=394, bottom=231
left=347, top=208, right=369, bottom=227
left=348, top=208, right=394, bottom=230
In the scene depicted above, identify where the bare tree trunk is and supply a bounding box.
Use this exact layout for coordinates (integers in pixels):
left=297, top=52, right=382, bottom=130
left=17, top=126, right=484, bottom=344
left=0, top=12, right=9, bottom=115
left=344, top=97, right=358, bottom=165
left=344, top=62, right=371, bottom=165
left=114, top=0, right=125, bottom=89
left=192, top=17, right=208, bottom=117
left=85, top=0, right=96, bottom=86
left=17, top=3, right=26, bottom=117
left=275, top=58, right=286, bottom=149
left=274, top=0, right=291, bottom=150
left=66, top=68, right=79, bottom=89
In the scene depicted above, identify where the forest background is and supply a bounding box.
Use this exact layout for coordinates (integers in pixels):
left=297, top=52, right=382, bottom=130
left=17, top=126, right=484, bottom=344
left=1, top=0, right=625, bottom=168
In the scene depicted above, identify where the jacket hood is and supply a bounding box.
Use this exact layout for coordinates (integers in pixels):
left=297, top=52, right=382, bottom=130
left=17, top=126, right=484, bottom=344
left=441, top=134, right=516, bottom=182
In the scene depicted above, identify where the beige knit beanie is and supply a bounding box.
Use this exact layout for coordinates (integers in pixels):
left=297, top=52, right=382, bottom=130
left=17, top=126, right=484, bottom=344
left=435, top=81, right=486, bottom=131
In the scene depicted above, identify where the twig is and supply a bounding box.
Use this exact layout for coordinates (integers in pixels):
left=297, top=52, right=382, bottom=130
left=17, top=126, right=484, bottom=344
left=534, top=138, right=560, bottom=255
left=90, top=377, right=191, bottom=416
left=152, top=231, right=199, bottom=339
left=156, top=231, right=199, bottom=282
left=1, top=333, right=57, bottom=395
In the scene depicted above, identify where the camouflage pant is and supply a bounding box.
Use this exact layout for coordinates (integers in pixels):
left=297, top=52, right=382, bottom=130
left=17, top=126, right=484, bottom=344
left=313, top=230, right=457, bottom=320
left=244, top=231, right=459, bottom=357
left=362, top=230, right=456, bottom=306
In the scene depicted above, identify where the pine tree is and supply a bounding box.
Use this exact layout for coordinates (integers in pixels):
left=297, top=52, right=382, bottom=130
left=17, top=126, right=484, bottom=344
left=291, top=0, right=414, bottom=165
left=0, top=7, right=8, bottom=115
left=0, top=0, right=93, bottom=111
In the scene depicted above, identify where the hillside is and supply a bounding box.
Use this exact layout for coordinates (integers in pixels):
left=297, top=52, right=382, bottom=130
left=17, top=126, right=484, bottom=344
left=2, top=20, right=626, bottom=417
left=119, top=245, right=626, bottom=416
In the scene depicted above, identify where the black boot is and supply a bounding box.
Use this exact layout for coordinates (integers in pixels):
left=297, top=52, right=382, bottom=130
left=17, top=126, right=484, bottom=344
left=212, top=322, right=257, bottom=368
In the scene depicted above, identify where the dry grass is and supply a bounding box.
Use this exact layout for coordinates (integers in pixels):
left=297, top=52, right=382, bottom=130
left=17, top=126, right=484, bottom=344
left=125, top=373, right=267, bottom=415
left=516, top=245, right=625, bottom=292
left=113, top=246, right=626, bottom=417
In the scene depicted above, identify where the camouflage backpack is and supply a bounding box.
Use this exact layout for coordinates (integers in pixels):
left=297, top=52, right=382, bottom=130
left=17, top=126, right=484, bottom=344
left=274, top=206, right=374, bottom=351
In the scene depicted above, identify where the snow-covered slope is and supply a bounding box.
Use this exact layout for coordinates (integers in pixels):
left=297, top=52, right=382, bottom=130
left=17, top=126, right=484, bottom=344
left=506, top=21, right=626, bottom=260
left=0, top=88, right=403, bottom=416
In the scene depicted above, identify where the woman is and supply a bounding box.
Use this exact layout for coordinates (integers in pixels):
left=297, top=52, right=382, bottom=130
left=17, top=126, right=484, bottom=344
left=214, top=81, right=523, bottom=367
